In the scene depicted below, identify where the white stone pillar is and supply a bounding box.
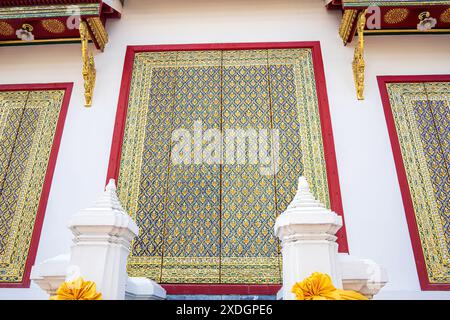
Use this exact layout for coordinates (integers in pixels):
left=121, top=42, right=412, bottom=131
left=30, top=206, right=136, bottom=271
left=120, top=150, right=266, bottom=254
left=68, top=179, right=139, bottom=300
left=274, top=176, right=343, bottom=300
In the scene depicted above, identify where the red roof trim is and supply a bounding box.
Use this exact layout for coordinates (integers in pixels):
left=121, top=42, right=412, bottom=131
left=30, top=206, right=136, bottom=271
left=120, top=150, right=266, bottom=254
left=0, top=0, right=101, bottom=7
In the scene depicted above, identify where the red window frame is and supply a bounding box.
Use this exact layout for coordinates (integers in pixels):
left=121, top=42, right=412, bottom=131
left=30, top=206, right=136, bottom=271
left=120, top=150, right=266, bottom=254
left=378, top=75, right=450, bottom=291
left=107, top=42, right=347, bottom=295
left=0, top=82, right=73, bottom=288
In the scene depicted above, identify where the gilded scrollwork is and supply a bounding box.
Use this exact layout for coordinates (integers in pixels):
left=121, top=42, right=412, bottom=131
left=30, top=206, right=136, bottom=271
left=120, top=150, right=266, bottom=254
left=339, top=9, right=358, bottom=45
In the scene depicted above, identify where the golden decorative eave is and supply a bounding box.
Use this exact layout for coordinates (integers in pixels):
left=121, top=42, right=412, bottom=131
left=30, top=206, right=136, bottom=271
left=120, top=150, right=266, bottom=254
left=0, top=0, right=120, bottom=107
left=336, top=1, right=450, bottom=44
left=332, top=1, right=450, bottom=100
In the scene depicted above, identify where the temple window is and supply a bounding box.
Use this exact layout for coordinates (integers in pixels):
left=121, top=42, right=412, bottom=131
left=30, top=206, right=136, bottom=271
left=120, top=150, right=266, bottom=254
left=379, top=76, right=450, bottom=290
left=0, top=84, right=72, bottom=287
left=108, top=44, right=347, bottom=288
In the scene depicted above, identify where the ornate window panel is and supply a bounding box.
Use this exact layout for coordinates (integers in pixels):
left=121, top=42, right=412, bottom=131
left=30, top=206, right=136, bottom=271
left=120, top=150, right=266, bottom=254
left=379, top=76, right=450, bottom=290
left=108, top=43, right=347, bottom=293
left=0, top=83, right=72, bottom=287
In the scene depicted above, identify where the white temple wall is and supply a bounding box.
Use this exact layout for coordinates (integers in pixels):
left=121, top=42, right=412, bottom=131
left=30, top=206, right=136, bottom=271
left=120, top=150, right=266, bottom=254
left=0, top=0, right=449, bottom=299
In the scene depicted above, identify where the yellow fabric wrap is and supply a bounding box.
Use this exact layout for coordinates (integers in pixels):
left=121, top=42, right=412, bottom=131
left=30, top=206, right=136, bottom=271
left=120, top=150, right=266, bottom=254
left=292, top=272, right=368, bottom=300
left=50, top=277, right=102, bottom=300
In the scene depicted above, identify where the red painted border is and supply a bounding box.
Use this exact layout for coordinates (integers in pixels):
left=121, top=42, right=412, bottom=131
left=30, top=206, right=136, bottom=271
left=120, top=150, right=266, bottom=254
left=0, top=82, right=73, bottom=288
left=106, top=42, right=348, bottom=295
left=378, top=74, right=450, bottom=291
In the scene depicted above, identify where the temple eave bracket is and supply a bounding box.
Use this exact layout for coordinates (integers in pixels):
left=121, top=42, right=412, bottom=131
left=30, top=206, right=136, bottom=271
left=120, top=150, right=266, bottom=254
left=352, top=10, right=366, bottom=101
left=79, top=18, right=108, bottom=107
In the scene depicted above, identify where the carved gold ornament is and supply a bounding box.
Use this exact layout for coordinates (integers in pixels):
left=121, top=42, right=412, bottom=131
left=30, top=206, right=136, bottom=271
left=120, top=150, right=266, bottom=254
left=79, top=21, right=96, bottom=107
left=21, top=23, right=33, bottom=32
left=86, top=17, right=108, bottom=51
left=41, top=19, right=66, bottom=34
left=50, top=277, right=102, bottom=300
left=292, top=272, right=368, bottom=300
left=352, top=10, right=366, bottom=100
left=0, top=21, right=14, bottom=36
left=339, top=9, right=358, bottom=45
left=440, top=8, right=450, bottom=23
left=384, top=8, right=409, bottom=24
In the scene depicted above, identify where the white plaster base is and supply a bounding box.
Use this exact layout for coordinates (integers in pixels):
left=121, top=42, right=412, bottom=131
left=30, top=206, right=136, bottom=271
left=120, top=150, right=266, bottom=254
left=276, top=253, right=387, bottom=300
left=339, top=253, right=388, bottom=299
left=30, top=254, right=70, bottom=296
left=125, top=277, right=167, bottom=300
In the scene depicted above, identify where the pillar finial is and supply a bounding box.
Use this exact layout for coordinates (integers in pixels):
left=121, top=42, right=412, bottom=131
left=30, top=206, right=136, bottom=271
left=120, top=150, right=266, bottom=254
left=287, top=176, right=324, bottom=210
left=274, top=175, right=344, bottom=300
left=91, top=178, right=124, bottom=213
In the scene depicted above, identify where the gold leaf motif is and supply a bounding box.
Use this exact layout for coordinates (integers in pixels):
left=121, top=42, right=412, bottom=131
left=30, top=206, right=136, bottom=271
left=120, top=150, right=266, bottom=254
left=41, top=19, right=65, bottom=34
left=440, top=8, right=450, bottom=23
left=384, top=8, right=410, bottom=24
left=0, top=21, right=14, bottom=36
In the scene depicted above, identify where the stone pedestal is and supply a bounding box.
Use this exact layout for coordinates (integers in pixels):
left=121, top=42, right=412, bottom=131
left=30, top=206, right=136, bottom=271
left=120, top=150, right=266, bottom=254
left=125, top=277, right=167, bottom=300
left=30, top=254, right=70, bottom=296
left=340, top=253, right=388, bottom=299
left=67, top=179, right=139, bottom=300
left=274, top=177, right=343, bottom=300
left=274, top=176, right=388, bottom=300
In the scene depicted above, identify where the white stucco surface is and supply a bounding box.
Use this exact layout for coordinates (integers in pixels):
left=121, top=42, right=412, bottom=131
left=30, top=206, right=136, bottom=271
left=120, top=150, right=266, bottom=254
left=0, top=0, right=449, bottom=299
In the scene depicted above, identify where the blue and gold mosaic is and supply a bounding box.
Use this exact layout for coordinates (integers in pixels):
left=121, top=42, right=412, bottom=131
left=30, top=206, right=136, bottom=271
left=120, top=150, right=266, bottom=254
left=119, top=49, right=331, bottom=284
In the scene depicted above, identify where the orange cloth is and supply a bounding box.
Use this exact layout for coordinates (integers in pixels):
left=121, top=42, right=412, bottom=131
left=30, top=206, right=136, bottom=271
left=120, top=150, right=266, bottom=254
left=51, top=277, right=102, bottom=300
left=292, top=272, right=368, bottom=300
